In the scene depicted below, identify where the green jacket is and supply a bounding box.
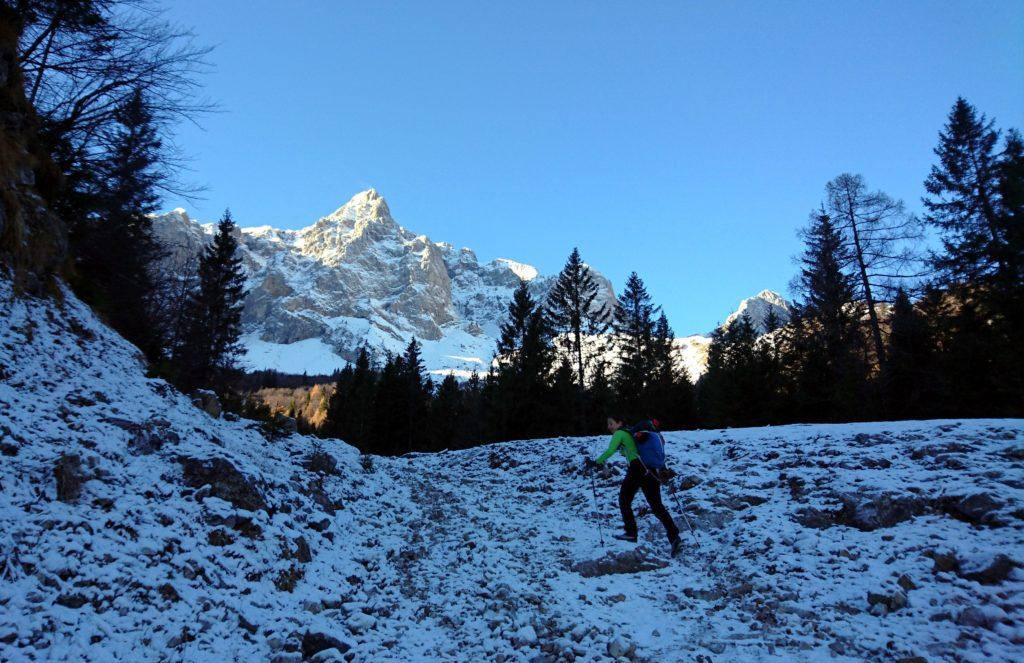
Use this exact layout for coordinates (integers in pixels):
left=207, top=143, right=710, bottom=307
left=596, top=429, right=639, bottom=464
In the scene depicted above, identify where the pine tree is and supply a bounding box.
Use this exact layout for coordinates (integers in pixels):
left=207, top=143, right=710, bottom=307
left=789, top=212, right=869, bottom=421
left=70, top=88, right=167, bottom=359
left=397, top=338, right=432, bottom=453
left=612, top=272, right=658, bottom=417
left=882, top=288, right=933, bottom=419
left=545, top=248, right=611, bottom=387
left=494, top=280, right=553, bottom=440
left=325, top=346, right=375, bottom=445
left=923, top=98, right=1008, bottom=284
left=175, top=209, right=247, bottom=392
left=430, top=373, right=464, bottom=450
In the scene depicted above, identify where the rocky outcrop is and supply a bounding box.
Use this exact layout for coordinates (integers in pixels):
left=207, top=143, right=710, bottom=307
left=0, top=9, right=66, bottom=292
left=572, top=547, right=669, bottom=577
left=835, top=492, right=929, bottom=531
left=179, top=456, right=267, bottom=512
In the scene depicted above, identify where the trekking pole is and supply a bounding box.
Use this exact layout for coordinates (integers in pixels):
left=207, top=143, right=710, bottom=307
left=669, top=481, right=700, bottom=548
left=588, top=467, right=606, bottom=549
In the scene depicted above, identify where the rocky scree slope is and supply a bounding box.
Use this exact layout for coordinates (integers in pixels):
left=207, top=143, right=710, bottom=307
left=1, top=276, right=1021, bottom=661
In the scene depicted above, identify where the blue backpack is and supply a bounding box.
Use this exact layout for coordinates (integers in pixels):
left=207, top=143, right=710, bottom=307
left=628, top=419, right=666, bottom=469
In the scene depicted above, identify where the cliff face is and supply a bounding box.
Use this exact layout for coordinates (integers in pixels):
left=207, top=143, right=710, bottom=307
left=152, top=191, right=618, bottom=376
left=0, top=8, right=66, bottom=293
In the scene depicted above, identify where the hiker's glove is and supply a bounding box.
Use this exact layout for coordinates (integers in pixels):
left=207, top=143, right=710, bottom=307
left=584, top=458, right=599, bottom=470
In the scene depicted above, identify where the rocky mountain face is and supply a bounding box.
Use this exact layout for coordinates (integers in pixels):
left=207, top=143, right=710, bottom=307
left=153, top=190, right=616, bottom=377
left=723, top=289, right=792, bottom=334
left=153, top=190, right=789, bottom=378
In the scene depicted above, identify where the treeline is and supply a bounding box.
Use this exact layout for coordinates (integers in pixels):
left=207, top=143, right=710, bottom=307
left=321, top=97, right=1022, bottom=454
left=321, top=249, right=695, bottom=453
left=5, top=1, right=249, bottom=396
left=701, top=97, right=1022, bottom=427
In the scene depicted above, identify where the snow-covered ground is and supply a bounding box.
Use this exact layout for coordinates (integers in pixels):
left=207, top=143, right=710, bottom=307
left=1, top=276, right=1022, bottom=662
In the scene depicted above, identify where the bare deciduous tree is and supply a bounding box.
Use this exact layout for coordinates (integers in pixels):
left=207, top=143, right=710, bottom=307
left=15, top=0, right=213, bottom=198
left=824, top=173, right=925, bottom=364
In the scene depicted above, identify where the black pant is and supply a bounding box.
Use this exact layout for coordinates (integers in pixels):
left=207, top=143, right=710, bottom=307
left=619, top=459, right=680, bottom=543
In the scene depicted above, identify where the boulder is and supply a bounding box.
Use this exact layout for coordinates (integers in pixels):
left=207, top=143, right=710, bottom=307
left=301, top=631, right=351, bottom=659
left=794, top=507, right=833, bottom=529
left=54, top=453, right=85, bottom=502
left=179, top=456, right=267, bottom=512
left=607, top=636, right=634, bottom=658
left=191, top=389, right=222, bottom=418
left=835, top=493, right=928, bottom=531
left=294, top=536, right=313, bottom=564
left=940, top=493, right=1005, bottom=527
left=957, top=605, right=1008, bottom=630
left=572, top=547, right=669, bottom=577
left=679, top=474, right=702, bottom=490
left=128, top=419, right=179, bottom=455
left=867, top=590, right=908, bottom=614
left=958, top=553, right=1018, bottom=585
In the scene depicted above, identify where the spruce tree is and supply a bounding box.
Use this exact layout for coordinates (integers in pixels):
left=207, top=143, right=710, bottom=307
left=789, top=212, right=869, bottom=421
left=397, top=338, right=432, bottom=452
left=325, top=346, right=375, bottom=445
left=882, top=288, right=933, bottom=419
left=923, top=98, right=1008, bottom=284
left=71, top=88, right=166, bottom=359
left=370, top=353, right=405, bottom=454
left=546, top=248, right=611, bottom=387
left=175, top=209, right=247, bottom=392
left=494, top=280, right=553, bottom=440
left=612, top=272, right=657, bottom=417
left=430, top=373, right=463, bottom=450
left=921, top=99, right=1023, bottom=415
left=697, top=314, right=760, bottom=427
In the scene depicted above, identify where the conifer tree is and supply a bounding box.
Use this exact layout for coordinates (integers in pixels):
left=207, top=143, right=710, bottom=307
left=546, top=248, right=611, bottom=387
left=923, top=98, right=1009, bottom=284
left=581, top=361, right=610, bottom=428
left=71, top=88, right=166, bottom=359
left=325, top=346, right=375, bottom=445
left=697, top=314, right=760, bottom=426
left=370, top=353, right=405, bottom=454
left=789, top=212, right=869, bottom=421
left=397, top=338, right=432, bottom=452
left=494, top=280, right=553, bottom=440
left=612, top=272, right=657, bottom=417
left=882, top=289, right=933, bottom=419
left=175, top=209, right=247, bottom=391
left=430, top=373, right=463, bottom=450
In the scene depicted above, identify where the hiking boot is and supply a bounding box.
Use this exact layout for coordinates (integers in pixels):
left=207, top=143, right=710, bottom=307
left=613, top=534, right=638, bottom=543
left=671, top=538, right=684, bottom=558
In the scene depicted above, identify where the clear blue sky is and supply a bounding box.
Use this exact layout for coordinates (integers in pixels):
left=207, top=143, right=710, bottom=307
left=160, top=1, right=1024, bottom=334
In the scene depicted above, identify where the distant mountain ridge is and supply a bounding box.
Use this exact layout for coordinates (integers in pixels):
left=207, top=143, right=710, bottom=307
left=153, top=190, right=790, bottom=378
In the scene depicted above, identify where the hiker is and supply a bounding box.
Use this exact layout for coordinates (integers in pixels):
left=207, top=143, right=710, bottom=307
left=585, top=414, right=682, bottom=557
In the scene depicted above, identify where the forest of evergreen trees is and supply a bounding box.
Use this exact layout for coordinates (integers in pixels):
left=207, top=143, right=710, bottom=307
left=5, top=2, right=1020, bottom=456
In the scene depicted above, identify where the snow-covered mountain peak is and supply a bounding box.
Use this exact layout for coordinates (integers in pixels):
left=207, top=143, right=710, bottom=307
left=722, top=289, right=793, bottom=334
left=492, top=258, right=540, bottom=282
